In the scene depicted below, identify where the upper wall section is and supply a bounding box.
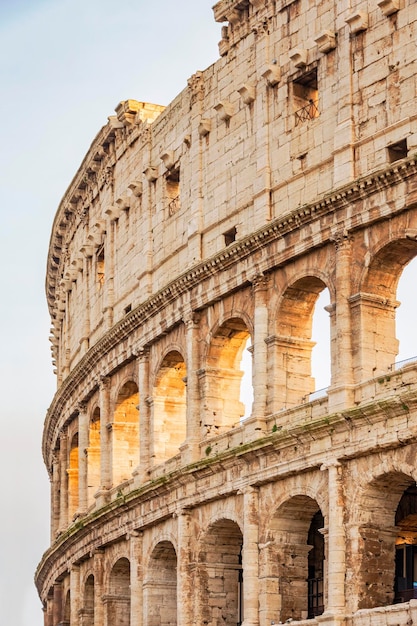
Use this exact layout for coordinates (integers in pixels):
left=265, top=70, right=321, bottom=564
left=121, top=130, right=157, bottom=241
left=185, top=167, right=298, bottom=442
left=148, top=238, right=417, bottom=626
left=46, top=0, right=417, bottom=382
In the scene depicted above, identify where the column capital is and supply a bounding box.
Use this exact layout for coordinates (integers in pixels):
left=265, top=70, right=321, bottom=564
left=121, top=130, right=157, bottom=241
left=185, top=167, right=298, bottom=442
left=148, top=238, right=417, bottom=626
left=99, top=375, right=111, bottom=390
left=251, top=272, right=270, bottom=293
left=77, top=402, right=87, bottom=415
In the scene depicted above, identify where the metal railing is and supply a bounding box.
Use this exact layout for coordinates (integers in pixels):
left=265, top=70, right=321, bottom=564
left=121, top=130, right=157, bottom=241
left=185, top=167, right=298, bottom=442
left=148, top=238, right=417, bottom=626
left=390, top=355, right=417, bottom=371
left=168, top=195, right=180, bottom=216
left=295, top=100, right=319, bottom=125
left=303, top=387, right=329, bottom=403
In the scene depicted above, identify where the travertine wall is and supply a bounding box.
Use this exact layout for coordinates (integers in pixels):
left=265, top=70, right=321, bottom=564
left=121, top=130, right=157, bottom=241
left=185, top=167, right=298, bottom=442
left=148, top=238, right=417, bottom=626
left=37, top=1, right=417, bottom=625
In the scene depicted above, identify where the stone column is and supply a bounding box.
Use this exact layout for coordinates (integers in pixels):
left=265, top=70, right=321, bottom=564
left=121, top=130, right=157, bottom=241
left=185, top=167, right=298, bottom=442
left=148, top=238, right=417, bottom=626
left=242, top=486, right=260, bottom=626
left=77, top=403, right=88, bottom=515
left=350, top=292, right=399, bottom=383
left=133, top=348, right=150, bottom=486
left=70, top=564, right=81, bottom=625
left=182, top=313, right=201, bottom=464
left=58, top=430, right=68, bottom=531
left=328, top=234, right=354, bottom=411
left=321, top=462, right=346, bottom=616
left=245, top=275, right=269, bottom=438
left=95, top=377, right=112, bottom=507
left=103, top=222, right=114, bottom=330
left=177, top=509, right=194, bottom=625
left=52, top=583, right=63, bottom=626
left=93, top=549, right=105, bottom=626
left=51, top=452, right=60, bottom=540
left=129, top=531, right=143, bottom=626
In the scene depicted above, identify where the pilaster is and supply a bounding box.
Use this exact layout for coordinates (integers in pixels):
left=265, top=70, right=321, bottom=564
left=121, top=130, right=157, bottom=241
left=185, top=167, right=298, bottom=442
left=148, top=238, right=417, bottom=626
left=182, top=313, right=201, bottom=464
left=58, top=430, right=69, bottom=531
left=177, top=509, right=194, bottom=626
left=95, top=377, right=112, bottom=506
left=77, top=402, right=88, bottom=515
left=242, top=486, right=260, bottom=626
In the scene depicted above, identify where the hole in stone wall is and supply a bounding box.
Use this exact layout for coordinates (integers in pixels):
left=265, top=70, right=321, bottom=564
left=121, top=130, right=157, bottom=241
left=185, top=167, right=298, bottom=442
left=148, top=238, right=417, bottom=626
left=387, top=139, right=408, bottom=163
left=224, top=226, right=237, bottom=246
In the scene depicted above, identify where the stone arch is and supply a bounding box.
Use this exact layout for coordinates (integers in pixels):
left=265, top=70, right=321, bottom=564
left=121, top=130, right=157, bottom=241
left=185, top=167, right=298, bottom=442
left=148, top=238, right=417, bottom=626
left=105, top=557, right=131, bottom=626
left=354, top=237, right=417, bottom=378
left=353, top=470, right=416, bottom=610
left=197, top=518, right=243, bottom=626
left=152, top=349, right=186, bottom=465
left=113, top=380, right=139, bottom=486
left=68, top=432, right=79, bottom=519
left=80, top=573, right=94, bottom=626
left=202, top=316, right=252, bottom=435
left=87, top=406, right=100, bottom=506
left=272, top=275, right=330, bottom=408
left=143, top=540, right=178, bottom=626
left=263, top=494, right=325, bottom=622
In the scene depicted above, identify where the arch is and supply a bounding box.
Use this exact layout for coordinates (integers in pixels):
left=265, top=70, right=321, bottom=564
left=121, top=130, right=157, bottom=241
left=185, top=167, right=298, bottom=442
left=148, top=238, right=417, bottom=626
left=68, top=433, right=79, bottom=519
left=152, top=350, right=186, bottom=465
left=263, top=494, right=325, bottom=622
left=105, top=557, right=131, bottom=626
left=197, top=518, right=243, bottom=625
left=394, top=484, right=417, bottom=603
left=354, top=471, right=416, bottom=610
left=144, top=541, right=177, bottom=625
left=355, top=238, right=417, bottom=378
left=202, top=317, right=252, bottom=435
left=272, top=276, right=329, bottom=409
left=87, top=407, right=100, bottom=506
left=80, top=574, right=94, bottom=626
left=113, top=380, right=139, bottom=486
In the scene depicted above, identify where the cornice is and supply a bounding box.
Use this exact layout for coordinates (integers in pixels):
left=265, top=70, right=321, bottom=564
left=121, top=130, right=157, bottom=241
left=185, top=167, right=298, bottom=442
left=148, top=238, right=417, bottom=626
left=42, top=154, right=417, bottom=470
left=37, top=385, right=417, bottom=597
left=45, top=103, right=164, bottom=318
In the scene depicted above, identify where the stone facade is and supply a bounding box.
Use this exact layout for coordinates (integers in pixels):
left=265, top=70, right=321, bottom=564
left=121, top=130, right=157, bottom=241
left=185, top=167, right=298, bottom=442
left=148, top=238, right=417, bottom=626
left=36, top=1, right=417, bottom=625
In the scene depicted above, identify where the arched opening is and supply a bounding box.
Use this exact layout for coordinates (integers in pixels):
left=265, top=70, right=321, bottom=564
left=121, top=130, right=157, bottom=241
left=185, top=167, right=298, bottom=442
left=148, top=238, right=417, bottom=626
left=395, top=484, right=417, bottom=603
left=356, top=472, right=415, bottom=610
left=266, top=495, right=324, bottom=622
left=105, top=557, right=131, bottom=626
left=68, top=433, right=79, bottom=519
left=203, top=318, right=252, bottom=435
left=144, top=541, right=177, bottom=625
left=274, top=277, right=329, bottom=408
left=240, top=336, right=253, bottom=419
left=311, top=288, right=331, bottom=397
left=80, top=574, right=94, bottom=626
left=152, top=350, right=186, bottom=465
left=87, top=407, right=100, bottom=506
left=395, top=256, right=417, bottom=366
left=113, top=381, right=139, bottom=486
left=198, top=519, right=243, bottom=625
left=356, top=239, right=417, bottom=380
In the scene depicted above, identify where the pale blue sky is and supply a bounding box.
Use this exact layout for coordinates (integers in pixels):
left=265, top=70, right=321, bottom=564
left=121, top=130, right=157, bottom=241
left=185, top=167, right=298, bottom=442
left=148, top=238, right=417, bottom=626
left=0, top=2, right=219, bottom=624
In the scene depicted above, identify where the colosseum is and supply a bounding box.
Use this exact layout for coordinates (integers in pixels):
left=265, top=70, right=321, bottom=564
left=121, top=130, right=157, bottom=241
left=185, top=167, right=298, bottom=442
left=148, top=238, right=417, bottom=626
left=36, top=0, right=417, bottom=625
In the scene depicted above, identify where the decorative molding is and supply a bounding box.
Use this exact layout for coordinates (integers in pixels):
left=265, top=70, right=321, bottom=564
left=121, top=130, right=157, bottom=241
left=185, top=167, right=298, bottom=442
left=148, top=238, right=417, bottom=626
left=377, top=0, right=399, bottom=16
left=314, top=30, right=336, bottom=54
left=214, top=100, right=234, bottom=121
left=114, top=99, right=142, bottom=126
left=238, top=83, right=256, bottom=105
left=345, top=10, right=368, bottom=34
left=261, top=63, right=281, bottom=87
left=143, top=166, right=158, bottom=182
left=128, top=181, right=143, bottom=197
left=198, top=119, right=212, bottom=137
left=160, top=150, right=175, bottom=171
left=289, top=48, right=308, bottom=69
